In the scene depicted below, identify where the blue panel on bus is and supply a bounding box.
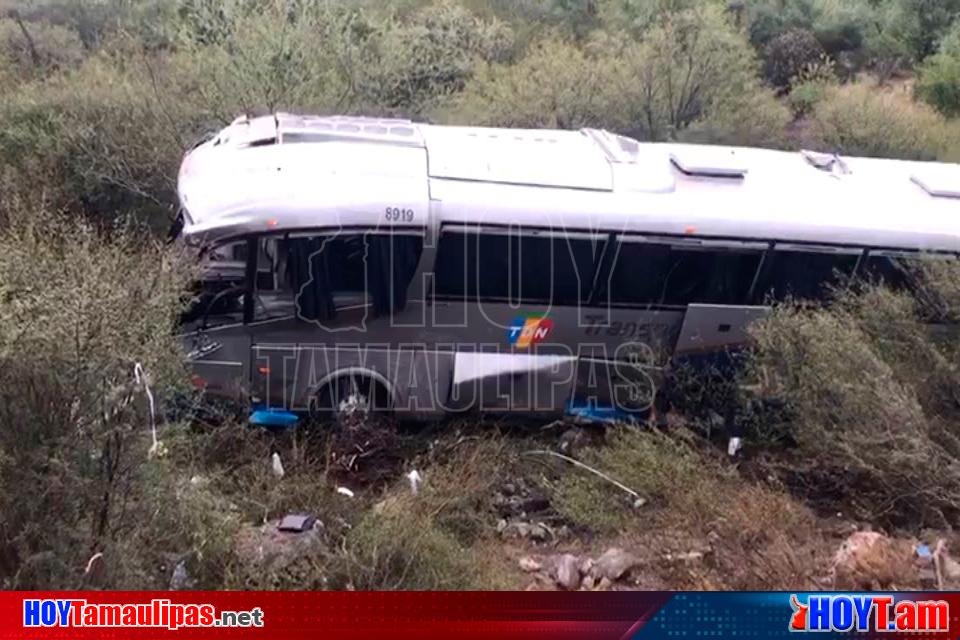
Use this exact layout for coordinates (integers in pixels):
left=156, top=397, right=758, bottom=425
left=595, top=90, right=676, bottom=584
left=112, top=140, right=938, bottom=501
left=565, top=400, right=640, bottom=424
left=249, top=409, right=300, bottom=428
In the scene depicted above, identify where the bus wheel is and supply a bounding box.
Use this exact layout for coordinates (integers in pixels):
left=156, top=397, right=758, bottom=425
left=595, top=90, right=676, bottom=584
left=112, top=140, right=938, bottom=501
left=311, top=374, right=391, bottom=429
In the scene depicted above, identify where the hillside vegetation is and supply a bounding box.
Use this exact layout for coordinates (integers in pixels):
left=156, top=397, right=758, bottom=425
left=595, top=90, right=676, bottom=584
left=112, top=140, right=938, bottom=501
left=3, top=0, right=960, bottom=590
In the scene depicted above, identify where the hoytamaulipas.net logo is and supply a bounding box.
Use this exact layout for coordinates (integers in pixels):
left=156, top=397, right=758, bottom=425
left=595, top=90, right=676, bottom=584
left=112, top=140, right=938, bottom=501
left=23, top=598, right=264, bottom=630
left=789, top=594, right=948, bottom=633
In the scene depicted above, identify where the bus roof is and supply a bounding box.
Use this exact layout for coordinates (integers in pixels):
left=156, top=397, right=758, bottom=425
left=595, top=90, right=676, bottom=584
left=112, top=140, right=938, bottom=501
left=177, top=113, right=960, bottom=252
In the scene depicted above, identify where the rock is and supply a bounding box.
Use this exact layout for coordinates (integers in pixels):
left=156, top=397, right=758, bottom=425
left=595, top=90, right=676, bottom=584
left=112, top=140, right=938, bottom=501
left=592, top=547, right=641, bottom=581
left=597, top=577, right=613, bottom=590
left=502, top=483, right=517, bottom=496
left=553, top=554, right=581, bottom=590
left=580, top=574, right=595, bottom=590
left=519, top=495, right=551, bottom=514
left=500, top=521, right=549, bottom=542
left=832, top=530, right=917, bottom=589
left=579, top=557, right=594, bottom=576
left=235, top=518, right=325, bottom=574
left=558, top=428, right=589, bottom=457
left=519, top=557, right=542, bottom=572
left=632, top=497, right=647, bottom=509
left=942, top=552, right=960, bottom=581
left=529, top=523, right=550, bottom=542
left=673, top=551, right=705, bottom=563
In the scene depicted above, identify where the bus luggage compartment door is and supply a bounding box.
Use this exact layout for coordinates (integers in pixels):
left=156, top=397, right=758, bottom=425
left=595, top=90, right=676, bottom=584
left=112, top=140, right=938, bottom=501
left=673, top=304, right=770, bottom=356
left=447, top=351, right=577, bottom=414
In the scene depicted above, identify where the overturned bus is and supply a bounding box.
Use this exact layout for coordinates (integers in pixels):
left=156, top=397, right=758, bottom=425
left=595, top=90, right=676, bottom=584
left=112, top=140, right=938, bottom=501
left=174, top=113, right=960, bottom=423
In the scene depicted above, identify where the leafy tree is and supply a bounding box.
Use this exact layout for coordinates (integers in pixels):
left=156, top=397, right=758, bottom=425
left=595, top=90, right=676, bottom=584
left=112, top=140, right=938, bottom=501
left=916, top=22, right=960, bottom=116
left=876, top=0, right=960, bottom=63
left=762, top=28, right=825, bottom=89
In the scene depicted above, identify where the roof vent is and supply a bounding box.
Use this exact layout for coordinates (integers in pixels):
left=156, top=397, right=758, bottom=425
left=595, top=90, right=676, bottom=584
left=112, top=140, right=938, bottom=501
left=669, top=149, right=747, bottom=178
left=911, top=168, right=960, bottom=199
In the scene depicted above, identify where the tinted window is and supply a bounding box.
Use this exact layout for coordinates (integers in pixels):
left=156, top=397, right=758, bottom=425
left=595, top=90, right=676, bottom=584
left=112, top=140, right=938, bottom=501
left=861, top=253, right=922, bottom=290
left=433, top=230, right=601, bottom=304
left=604, top=240, right=762, bottom=306
left=515, top=235, right=600, bottom=305
left=434, top=231, right=512, bottom=300
left=753, top=248, right=859, bottom=303
left=254, top=232, right=422, bottom=322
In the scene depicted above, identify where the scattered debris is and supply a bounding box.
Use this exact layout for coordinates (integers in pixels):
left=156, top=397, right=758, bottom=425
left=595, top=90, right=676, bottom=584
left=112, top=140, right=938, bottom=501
left=277, top=514, right=318, bottom=533
left=406, top=470, right=423, bottom=495
left=727, top=436, right=742, bottom=457
left=271, top=452, right=285, bottom=479
left=522, top=449, right=645, bottom=503
left=336, top=486, right=355, bottom=498
left=169, top=560, right=193, bottom=590
left=81, top=550, right=107, bottom=586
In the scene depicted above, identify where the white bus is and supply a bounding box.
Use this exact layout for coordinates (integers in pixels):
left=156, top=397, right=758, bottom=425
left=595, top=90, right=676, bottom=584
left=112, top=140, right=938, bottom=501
left=174, top=113, right=960, bottom=424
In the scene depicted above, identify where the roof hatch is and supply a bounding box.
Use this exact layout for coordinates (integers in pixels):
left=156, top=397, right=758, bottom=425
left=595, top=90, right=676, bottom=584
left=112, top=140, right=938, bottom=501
left=911, top=167, right=960, bottom=199
left=669, top=148, right=747, bottom=178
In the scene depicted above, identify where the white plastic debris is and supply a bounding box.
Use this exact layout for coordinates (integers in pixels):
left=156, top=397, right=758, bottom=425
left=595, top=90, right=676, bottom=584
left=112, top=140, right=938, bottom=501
left=271, top=452, right=285, bottom=479
left=135, top=362, right=162, bottom=458
left=406, top=469, right=422, bottom=495
left=84, top=552, right=103, bottom=575
left=170, top=560, right=190, bottom=590
left=727, top=437, right=742, bottom=457
left=336, top=486, right=355, bottom=498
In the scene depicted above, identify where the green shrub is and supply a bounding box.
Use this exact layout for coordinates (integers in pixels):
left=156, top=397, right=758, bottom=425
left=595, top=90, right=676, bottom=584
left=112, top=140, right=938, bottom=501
left=916, top=23, right=960, bottom=116
left=446, top=4, right=788, bottom=145
left=0, top=205, right=194, bottom=587
left=807, top=81, right=947, bottom=160
left=0, top=16, right=84, bottom=79
left=331, top=435, right=511, bottom=590
left=551, top=427, right=706, bottom=533
left=786, top=79, right=829, bottom=117
left=745, top=277, right=960, bottom=528
left=438, top=36, right=625, bottom=129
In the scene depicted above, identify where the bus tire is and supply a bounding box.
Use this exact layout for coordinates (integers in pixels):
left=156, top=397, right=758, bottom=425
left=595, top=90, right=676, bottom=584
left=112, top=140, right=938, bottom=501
left=310, top=373, right=392, bottom=428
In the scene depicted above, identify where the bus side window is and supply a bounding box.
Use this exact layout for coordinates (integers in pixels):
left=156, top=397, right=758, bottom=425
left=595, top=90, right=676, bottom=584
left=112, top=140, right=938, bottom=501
left=433, top=228, right=602, bottom=305
left=183, top=239, right=250, bottom=327
left=752, top=247, right=859, bottom=303
left=254, top=232, right=423, bottom=323
left=433, top=230, right=512, bottom=301
left=515, top=234, right=602, bottom=306
left=861, top=252, right=921, bottom=290
left=603, top=240, right=761, bottom=306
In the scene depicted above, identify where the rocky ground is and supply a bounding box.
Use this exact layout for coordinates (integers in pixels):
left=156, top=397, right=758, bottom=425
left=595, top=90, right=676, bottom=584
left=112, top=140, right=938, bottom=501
left=209, top=416, right=960, bottom=592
